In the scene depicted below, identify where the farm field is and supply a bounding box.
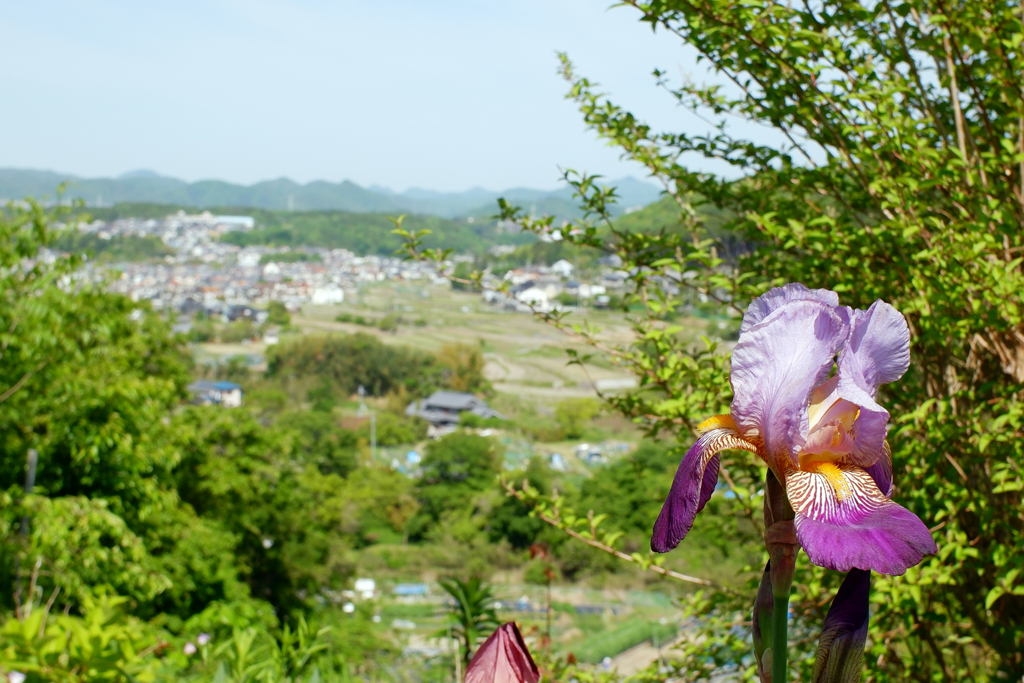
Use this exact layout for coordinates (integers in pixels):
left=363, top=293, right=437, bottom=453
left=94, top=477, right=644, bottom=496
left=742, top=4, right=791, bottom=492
left=199, top=280, right=717, bottom=410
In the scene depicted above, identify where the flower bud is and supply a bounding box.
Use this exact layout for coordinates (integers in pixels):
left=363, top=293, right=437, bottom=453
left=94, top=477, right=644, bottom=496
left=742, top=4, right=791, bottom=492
left=812, top=569, right=870, bottom=683
left=751, top=561, right=774, bottom=682
left=465, top=622, right=539, bottom=683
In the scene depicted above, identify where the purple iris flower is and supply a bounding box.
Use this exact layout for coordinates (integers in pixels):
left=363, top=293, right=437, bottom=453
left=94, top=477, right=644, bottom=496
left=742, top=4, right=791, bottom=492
left=652, top=283, right=937, bottom=575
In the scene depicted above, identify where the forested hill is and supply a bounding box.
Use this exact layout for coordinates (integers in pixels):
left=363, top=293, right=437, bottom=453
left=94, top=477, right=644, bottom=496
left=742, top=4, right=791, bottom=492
left=0, top=168, right=661, bottom=219
left=219, top=209, right=536, bottom=255
left=79, top=203, right=534, bottom=256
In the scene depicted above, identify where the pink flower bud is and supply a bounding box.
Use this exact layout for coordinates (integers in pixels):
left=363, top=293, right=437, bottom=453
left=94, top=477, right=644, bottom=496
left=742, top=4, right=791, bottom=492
left=465, top=623, right=539, bottom=683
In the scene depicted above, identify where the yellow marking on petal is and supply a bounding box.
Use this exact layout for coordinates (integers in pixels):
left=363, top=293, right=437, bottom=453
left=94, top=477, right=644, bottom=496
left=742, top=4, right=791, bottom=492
left=803, top=460, right=852, bottom=502
left=698, top=414, right=737, bottom=433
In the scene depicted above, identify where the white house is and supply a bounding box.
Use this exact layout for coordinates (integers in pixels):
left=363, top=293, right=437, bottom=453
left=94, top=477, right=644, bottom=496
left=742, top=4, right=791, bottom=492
left=551, top=259, right=574, bottom=278
left=311, top=283, right=345, bottom=305
left=237, top=250, right=261, bottom=267
left=353, top=578, right=376, bottom=600
left=515, top=286, right=549, bottom=307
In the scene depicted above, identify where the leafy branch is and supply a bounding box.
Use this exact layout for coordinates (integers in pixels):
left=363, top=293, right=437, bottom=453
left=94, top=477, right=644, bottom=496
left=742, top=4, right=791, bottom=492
left=500, top=477, right=715, bottom=587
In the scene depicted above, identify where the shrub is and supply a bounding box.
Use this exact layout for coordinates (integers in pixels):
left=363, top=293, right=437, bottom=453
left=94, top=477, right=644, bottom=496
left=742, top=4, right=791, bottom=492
left=554, top=398, right=601, bottom=439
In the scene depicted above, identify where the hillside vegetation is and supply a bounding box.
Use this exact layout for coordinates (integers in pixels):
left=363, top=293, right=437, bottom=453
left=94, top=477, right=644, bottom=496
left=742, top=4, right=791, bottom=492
left=1, top=168, right=661, bottom=219
left=220, top=210, right=534, bottom=255
left=0, top=202, right=731, bottom=680
left=75, top=203, right=535, bottom=256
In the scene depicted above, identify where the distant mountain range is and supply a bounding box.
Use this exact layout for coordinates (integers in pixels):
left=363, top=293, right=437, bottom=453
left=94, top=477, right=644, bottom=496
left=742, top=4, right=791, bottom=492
left=0, top=168, right=663, bottom=219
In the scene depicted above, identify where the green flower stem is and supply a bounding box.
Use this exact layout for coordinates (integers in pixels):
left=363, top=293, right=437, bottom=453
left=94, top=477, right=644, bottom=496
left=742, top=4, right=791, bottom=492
left=772, top=587, right=790, bottom=683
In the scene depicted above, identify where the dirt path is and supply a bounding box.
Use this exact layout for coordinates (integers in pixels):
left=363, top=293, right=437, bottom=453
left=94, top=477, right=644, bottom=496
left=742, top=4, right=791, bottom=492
left=608, top=639, right=672, bottom=677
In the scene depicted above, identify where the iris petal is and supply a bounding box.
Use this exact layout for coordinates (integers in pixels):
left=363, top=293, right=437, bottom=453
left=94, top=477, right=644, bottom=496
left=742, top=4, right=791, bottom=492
left=842, top=300, right=912, bottom=392
left=651, top=424, right=757, bottom=553
left=730, top=300, right=849, bottom=469
left=787, top=466, right=936, bottom=575
left=740, top=282, right=840, bottom=335
left=864, top=442, right=894, bottom=497
left=834, top=300, right=912, bottom=467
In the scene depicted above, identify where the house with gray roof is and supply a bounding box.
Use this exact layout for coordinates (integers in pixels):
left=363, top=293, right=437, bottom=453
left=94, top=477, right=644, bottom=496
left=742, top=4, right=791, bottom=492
left=406, top=391, right=503, bottom=430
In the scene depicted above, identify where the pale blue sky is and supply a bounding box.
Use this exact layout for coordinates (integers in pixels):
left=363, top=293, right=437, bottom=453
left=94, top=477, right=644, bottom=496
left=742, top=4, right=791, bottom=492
left=0, top=1, right=718, bottom=192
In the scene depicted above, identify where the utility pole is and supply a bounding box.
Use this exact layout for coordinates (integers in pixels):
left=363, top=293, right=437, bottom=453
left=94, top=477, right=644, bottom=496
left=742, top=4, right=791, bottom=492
left=358, top=385, right=377, bottom=462
left=15, top=449, right=38, bottom=618
left=370, top=411, right=377, bottom=462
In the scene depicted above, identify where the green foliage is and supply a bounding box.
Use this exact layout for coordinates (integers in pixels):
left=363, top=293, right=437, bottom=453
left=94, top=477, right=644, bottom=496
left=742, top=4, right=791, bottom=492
left=266, top=333, right=438, bottom=397
left=54, top=231, right=173, bottom=263
left=418, top=433, right=501, bottom=491
left=306, top=377, right=339, bottom=412
left=412, top=432, right=502, bottom=540
left=172, top=407, right=357, bottom=616
left=217, top=356, right=252, bottom=384
left=397, top=0, right=1024, bottom=676
left=487, top=240, right=601, bottom=272
left=0, top=200, right=409, bottom=680
left=523, top=557, right=559, bottom=585
left=486, top=457, right=551, bottom=550
left=573, top=442, right=677, bottom=539
left=435, top=577, right=499, bottom=667
left=281, top=411, right=359, bottom=477
left=222, top=211, right=501, bottom=256
left=457, top=412, right=506, bottom=429
left=571, top=617, right=677, bottom=664
left=189, top=317, right=216, bottom=343
left=376, top=315, right=398, bottom=333
left=433, top=0, right=1024, bottom=677
left=220, top=320, right=256, bottom=344
left=333, top=313, right=369, bottom=326
left=266, top=301, right=291, bottom=327
left=450, top=262, right=475, bottom=291
left=435, top=343, right=490, bottom=394
left=259, top=251, right=320, bottom=264
left=359, top=412, right=427, bottom=447
left=554, top=397, right=601, bottom=439
left=0, top=594, right=178, bottom=682
left=266, top=333, right=490, bottom=401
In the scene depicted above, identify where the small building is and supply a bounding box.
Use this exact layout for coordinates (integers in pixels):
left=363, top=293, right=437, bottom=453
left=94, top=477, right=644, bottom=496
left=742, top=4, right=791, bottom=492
left=237, top=250, right=261, bottom=267
left=215, top=215, right=255, bottom=231
left=510, top=280, right=549, bottom=307
left=311, top=283, right=345, bottom=305
left=406, top=391, right=503, bottom=429
left=179, top=298, right=204, bottom=315
left=187, top=380, right=243, bottom=407
left=354, top=578, right=376, bottom=600
left=551, top=259, right=574, bottom=278
left=227, top=305, right=256, bottom=322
